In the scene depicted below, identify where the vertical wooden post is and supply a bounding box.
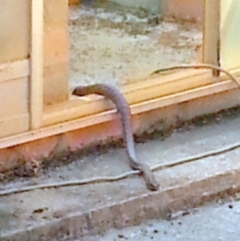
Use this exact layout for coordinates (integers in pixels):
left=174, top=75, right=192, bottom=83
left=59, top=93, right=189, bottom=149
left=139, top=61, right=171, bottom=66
left=202, top=0, right=220, bottom=76
left=30, top=0, right=43, bottom=129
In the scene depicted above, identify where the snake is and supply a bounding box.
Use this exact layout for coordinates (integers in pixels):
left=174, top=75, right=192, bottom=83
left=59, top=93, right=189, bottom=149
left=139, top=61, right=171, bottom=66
left=72, top=83, right=159, bottom=191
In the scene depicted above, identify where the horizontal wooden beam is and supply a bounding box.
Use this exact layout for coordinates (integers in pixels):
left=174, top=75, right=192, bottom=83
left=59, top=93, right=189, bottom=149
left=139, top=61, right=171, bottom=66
left=0, top=59, right=29, bottom=83
left=43, top=70, right=205, bottom=126
left=42, top=66, right=240, bottom=127
left=0, top=66, right=240, bottom=149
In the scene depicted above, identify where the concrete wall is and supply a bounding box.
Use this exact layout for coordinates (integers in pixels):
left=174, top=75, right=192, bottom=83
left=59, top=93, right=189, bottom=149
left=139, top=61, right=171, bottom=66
left=110, top=0, right=162, bottom=14
left=68, top=0, right=204, bottom=21
left=164, top=0, right=204, bottom=21
left=112, top=0, right=204, bottom=21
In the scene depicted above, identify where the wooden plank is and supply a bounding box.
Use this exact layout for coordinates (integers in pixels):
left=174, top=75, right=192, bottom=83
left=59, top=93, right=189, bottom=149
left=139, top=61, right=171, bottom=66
left=0, top=115, right=29, bottom=138
left=202, top=0, right=220, bottom=74
left=0, top=76, right=29, bottom=138
left=0, top=67, right=240, bottom=149
left=0, top=59, right=29, bottom=83
left=131, top=79, right=235, bottom=115
left=43, top=70, right=211, bottom=126
left=43, top=0, right=69, bottom=105
left=43, top=69, right=211, bottom=126
left=43, top=65, right=240, bottom=127
left=124, top=70, right=211, bottom=105
left=121, top=69, right=201, bottom=91
left=43, top=98, right=113, bottom=127
left=0, top=77, right=29, bottom=118
left=30, top=0, right=43, bottom=130
left=0, top=0, right=30, bottom=63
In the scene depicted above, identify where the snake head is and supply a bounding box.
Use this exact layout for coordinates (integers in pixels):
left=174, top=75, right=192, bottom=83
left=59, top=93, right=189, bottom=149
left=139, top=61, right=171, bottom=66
left=147, top=180, right=159, bottom=191
left=72, top=86, right=86, bottom=96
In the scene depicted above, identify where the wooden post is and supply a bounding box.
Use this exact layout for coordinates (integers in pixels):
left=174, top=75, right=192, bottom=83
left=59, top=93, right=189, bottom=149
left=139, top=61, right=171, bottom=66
left=202, top=0, right=220, bottom=76
left=30, top=0, right=43, bottom=129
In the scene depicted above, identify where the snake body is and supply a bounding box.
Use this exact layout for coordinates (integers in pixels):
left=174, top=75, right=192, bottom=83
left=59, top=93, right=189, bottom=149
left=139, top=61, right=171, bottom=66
left=72, top=83, right=159, bottom=191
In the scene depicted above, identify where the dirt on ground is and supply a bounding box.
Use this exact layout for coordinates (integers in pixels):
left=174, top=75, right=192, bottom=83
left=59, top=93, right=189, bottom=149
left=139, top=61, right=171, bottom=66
left=68, top=2, right=202, bottom=88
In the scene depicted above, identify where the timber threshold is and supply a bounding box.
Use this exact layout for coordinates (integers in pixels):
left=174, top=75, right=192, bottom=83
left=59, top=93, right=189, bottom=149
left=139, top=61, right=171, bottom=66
left=0, top=66, right=240, bottom=149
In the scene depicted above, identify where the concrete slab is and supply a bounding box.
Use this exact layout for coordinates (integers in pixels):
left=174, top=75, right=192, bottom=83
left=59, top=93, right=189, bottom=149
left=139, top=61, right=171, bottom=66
left=86, top=199, right=240, bottom=241
left=1, top=109, right=240, bottom=240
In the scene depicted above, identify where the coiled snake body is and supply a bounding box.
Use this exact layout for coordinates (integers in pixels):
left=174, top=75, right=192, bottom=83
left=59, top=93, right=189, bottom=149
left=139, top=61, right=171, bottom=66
left=72, top=83, right=159, bottom=191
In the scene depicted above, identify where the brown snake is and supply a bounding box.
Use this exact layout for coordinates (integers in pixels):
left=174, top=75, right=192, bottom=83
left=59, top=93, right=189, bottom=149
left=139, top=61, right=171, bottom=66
left=72, top=83, right=159, bottom=191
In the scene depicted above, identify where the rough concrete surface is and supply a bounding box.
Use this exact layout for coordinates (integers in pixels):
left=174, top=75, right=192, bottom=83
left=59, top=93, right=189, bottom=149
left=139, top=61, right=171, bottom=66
left=83, top=200, right=240, bottom=241
left=1, top=108, right=240, bottom=240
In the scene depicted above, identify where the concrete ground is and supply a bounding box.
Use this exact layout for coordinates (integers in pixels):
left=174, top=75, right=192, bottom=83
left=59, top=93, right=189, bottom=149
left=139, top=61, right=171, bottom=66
left=1, top=107, right=240, bottom=240
left=83, top=199, right=240, bottom=241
